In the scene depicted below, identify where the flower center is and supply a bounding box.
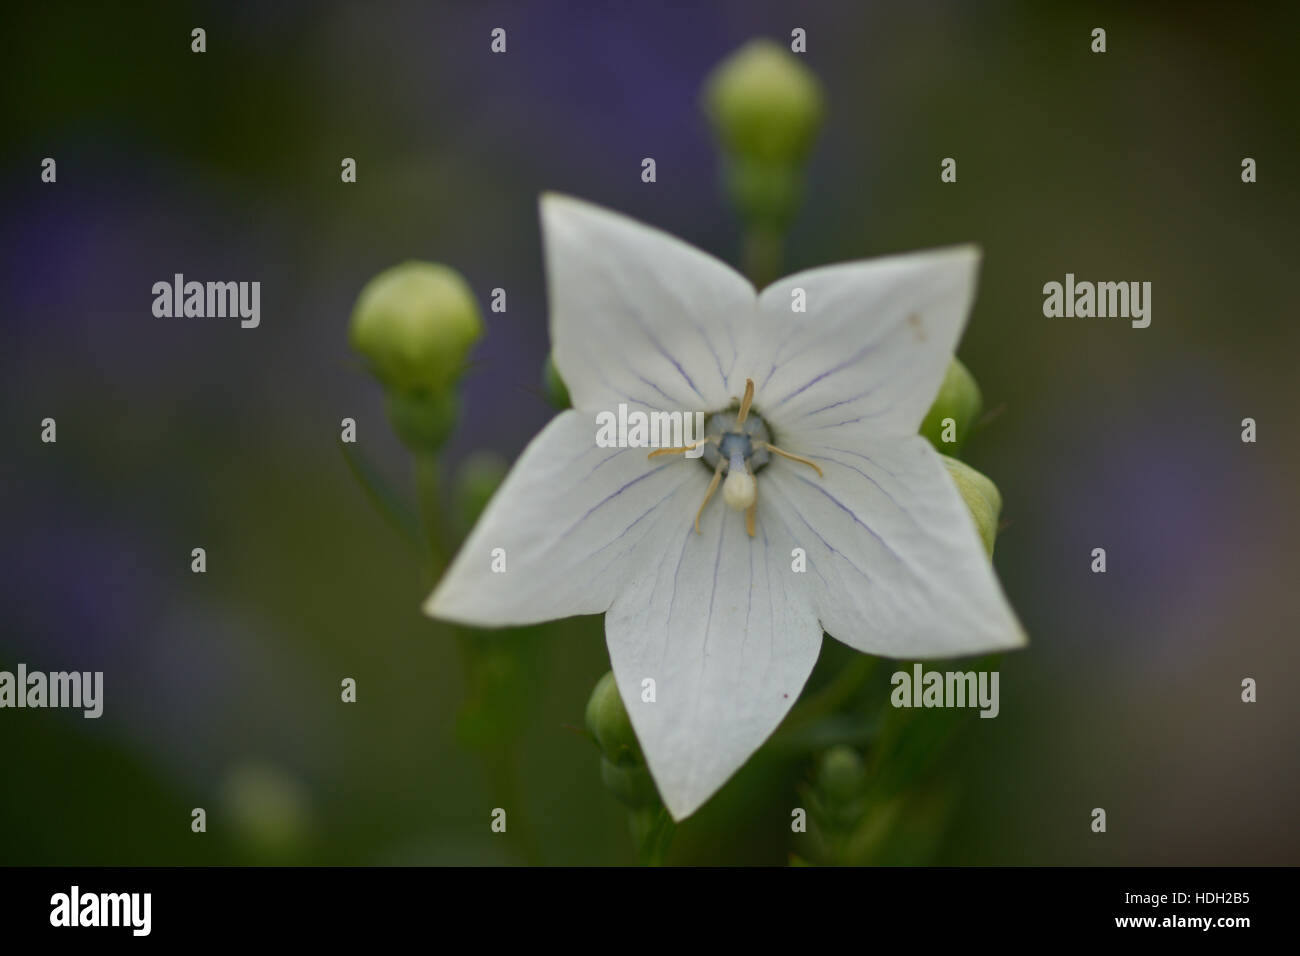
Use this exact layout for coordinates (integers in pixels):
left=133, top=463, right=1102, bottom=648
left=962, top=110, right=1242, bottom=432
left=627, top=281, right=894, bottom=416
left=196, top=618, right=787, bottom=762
left=645, top=378, right=823, bottom=538
left=699, top=410, right=772, bottom=475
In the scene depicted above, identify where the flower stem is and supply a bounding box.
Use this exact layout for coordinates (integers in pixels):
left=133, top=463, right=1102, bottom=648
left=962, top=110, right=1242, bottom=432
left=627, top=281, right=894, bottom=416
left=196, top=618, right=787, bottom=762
left=414, top=451, right=543, bottom=865
left=742, top=227, right=783, bottom=289
left=414, top=453, right=451, bottom=571
left=629, top=805, right=675, bottom=866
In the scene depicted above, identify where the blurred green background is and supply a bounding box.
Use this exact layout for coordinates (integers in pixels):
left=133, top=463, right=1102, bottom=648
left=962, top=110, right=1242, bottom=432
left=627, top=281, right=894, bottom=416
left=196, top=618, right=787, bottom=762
left=2, top=1, right=1298, bottom=864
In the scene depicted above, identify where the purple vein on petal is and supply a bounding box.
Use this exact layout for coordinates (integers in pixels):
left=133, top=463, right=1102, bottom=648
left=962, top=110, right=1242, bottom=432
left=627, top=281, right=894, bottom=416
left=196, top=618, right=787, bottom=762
left=771, top=483, right=875, bottom=586
left=807, top=453, right=923, bottom=534
left=786, top=472, right=904, bottom=567
left=644, top=249, right=736, bottom=399
left=635, top=374, right=688, bottom=408
left=589, top=479, right=688, bottom=562
left=699, top=512, right=727, bottom=669
left=662, top=517, right=700, bottom=671
left=824, top=445, right=902, bottom=481
left=558, top=462, right=674, bottom=545
left=769, top=335, right=886, bottom=410
left=761, top=489, right=831, bottom=593
left=590, top=237, right=709, bottom=405
left=760, top=522, right=776, bottom=663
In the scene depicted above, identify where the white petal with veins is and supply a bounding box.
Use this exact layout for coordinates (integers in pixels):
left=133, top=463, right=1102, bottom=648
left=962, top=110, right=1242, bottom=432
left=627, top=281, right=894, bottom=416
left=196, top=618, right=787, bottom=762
left=541, top=193, right=755, bottom=415
left=605, top=495, right=821, bottom=821
left=749, top=247, right=980, bottom=444
left=761, top=436, right=1026, bottom=659
left=425, top=410, right=707, bottom=627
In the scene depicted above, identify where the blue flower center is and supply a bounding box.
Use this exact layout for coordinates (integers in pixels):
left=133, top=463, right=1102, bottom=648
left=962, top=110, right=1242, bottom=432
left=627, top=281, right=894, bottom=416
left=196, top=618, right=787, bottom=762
left=701, top=410, right=772, bottom=475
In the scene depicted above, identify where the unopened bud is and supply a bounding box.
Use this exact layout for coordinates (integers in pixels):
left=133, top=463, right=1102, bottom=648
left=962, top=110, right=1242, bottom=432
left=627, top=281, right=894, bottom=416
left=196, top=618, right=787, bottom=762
left=920, top=357, right=983, bottom=455
left=941, top=455, right=1002, bottom=557
left=349, top=261, right=483, bottom=394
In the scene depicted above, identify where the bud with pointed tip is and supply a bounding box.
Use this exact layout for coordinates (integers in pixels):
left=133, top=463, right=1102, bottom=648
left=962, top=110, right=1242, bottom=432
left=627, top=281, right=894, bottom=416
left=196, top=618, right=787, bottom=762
left=920, top=357, right=983, bottom=455
left=586, top=672, right=660, bottom=810
left=585, top=671, right=642, bottom=767
left=941, top=455, right=1002, bottom=557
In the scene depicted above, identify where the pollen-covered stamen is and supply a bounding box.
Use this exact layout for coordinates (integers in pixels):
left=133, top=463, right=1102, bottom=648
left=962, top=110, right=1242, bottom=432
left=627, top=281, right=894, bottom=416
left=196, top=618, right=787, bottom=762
left=735, top=377, right=755, bottom=425
left=695, top=461, right=725, bottom=533
left=752, top=441, right=824, bottom=477
left=646, top=436, right=717, bottom=460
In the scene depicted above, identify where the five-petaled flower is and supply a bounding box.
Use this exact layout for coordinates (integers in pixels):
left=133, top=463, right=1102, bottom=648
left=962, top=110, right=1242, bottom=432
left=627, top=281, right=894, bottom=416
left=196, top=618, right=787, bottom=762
left=426, top=194, right=1027, bottom=820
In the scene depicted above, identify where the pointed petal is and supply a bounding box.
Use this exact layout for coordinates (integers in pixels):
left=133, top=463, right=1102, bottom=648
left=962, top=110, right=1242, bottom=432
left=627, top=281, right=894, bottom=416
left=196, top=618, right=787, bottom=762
left=760, top=436, right=1026, bottom=658
left=748, top=246, right=981, bottom=442
left=541, top=193, right=756, bottom=414
left=605, top=501, right=822, bottom=820
left=425, top=410, right=707, bottom=626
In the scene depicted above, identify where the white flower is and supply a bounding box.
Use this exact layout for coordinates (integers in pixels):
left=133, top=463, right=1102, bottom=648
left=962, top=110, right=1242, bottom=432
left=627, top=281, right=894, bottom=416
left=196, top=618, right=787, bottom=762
left=426, top=194, right=1027, bottom=820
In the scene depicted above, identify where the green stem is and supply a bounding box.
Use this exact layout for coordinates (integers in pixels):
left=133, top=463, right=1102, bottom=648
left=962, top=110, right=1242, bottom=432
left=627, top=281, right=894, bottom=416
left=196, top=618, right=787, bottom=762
left=414, top=453, right=450, bottom=571
left=339, top=442, right=423, bottom=551
left=742, top=227, right=783, bottom=289
left=629, top=805, right=675, bottom=866
left=414, top=451, right=543, bottom=865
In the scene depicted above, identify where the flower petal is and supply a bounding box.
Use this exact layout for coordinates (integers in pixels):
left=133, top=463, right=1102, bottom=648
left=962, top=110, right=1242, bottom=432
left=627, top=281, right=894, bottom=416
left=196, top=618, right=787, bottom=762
left=747, top=246, right=981, bottom=443
left=605, top=499, right=822, bottom=820
left=760, top=435, right=1026, bottom=658
left=425, top=410, right=708, bottom=626
left=541, top=193, right=756, bottom=414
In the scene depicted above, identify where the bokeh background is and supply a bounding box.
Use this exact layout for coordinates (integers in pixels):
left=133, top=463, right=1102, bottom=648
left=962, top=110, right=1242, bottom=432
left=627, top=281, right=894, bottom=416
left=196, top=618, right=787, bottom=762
left=3, top=0, right=1297, bottom=865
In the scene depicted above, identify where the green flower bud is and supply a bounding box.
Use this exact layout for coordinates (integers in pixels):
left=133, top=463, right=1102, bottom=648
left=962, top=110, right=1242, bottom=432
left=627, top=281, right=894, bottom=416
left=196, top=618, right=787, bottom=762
left=941, top=455, right=1002, bottom=557
left=542, top=353, right=571, bottom=410
left=584, top=671, right=642, bottom=767
left=220, top=761, right=310, bottom=861
left=349, top=261, right=483, bottom=394
left=919, top=357, right=983, bottom=455
left=385, top=388, right=458, bottom=454
left=816, top=745, right=867, bottom=803
left=702, top=39, right=826, bottom=166
left=600, top=757, right=659, bottom=810
left=456, top=452, right=508, bottom=527
left=702, top=40, right=825, bottom=233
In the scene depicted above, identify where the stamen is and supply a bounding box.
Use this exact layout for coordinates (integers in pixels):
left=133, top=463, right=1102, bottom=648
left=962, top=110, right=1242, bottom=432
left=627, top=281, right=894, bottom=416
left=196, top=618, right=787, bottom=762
left=735, top=378, right=755, bottom=425
left=695, top=461, right=725, bottom=534
left=755, top=442, right=824, bottom=477
left=745, top=486, right=757, bottom=538
left=647, top=436, right=717, bottom=460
